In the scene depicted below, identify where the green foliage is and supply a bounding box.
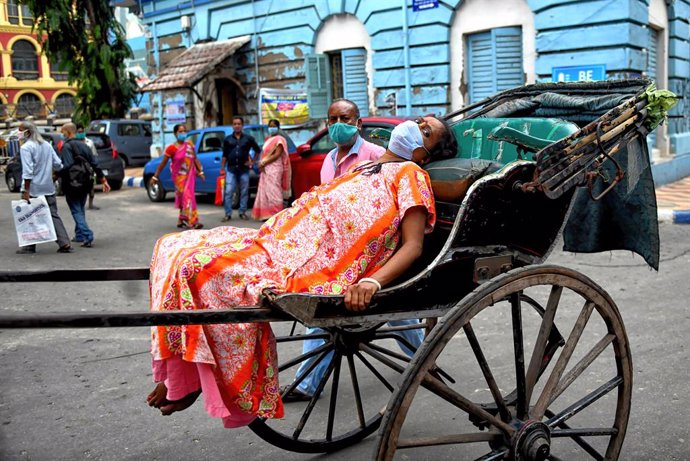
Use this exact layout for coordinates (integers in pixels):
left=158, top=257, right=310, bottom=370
left=644, top=83, right=679, bottom=131
left=19, top=0, right=137, bottom=125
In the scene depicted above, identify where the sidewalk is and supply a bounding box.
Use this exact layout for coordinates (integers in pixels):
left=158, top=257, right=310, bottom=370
left=656, top=175, right=690, bottom=224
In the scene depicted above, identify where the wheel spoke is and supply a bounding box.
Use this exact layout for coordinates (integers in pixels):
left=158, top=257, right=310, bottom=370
left=420, top=373, right=515, bottom=436
left=326, top=352, right=343, bottom=441
left=347, top=354, right=366, bottom=428
left=354, top=351, right=395, bottom=392
left=359, top=343, right=407, bottom=374
left=275, top=331, right=330, bottom=343
left=525, top=285, right=562, bottom=404
left=366, top=340, right=412, bottom=364
left=510, top=292, right=528, bottom=419
left=278, top=340, right=333, bottom=372
left=545, top=409, right=605, bottom=460
left=292, top=355, right=338, bottom=439
left=397, top=431, right=500, bottom=449
left=464, top=322, right=512, bottom=422
left=551, top=334, right=615, bottom=402
left=547, top=376, right=623, bottom=428
left=474, top=448, right=510, bottom=461
left=533, top=300, right=594, bottom=419
left=374, top=333, right=418, bottom=357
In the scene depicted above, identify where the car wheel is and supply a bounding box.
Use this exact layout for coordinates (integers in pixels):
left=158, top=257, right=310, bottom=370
left=5, top=173, right=19, bottom=192
left=146, top=176, right=166, bottom=202
left=54, top=177, right=64, bottom=196
left=109, top=179, right=123, bottom=191
left=119, top=154, right=129, bottom=167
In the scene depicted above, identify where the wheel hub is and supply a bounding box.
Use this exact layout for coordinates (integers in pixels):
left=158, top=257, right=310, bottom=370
left=513, top=420, right=550, bottom=461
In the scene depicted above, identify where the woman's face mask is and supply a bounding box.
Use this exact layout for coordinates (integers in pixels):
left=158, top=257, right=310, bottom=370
left=328, top=122, right=359, bottom=145
left=176, top=133, right=187, bottom=142
left=267, top=126, right=279, bottom=135
left=388, top=120, right=429, bottom=160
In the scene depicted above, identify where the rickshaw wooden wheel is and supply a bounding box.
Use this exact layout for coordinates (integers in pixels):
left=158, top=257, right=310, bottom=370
left=376, top=265, right=632, bottom=461
left=249, top=320, right=426, bottom=453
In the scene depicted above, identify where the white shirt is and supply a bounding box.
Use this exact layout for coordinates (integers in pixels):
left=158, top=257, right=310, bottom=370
left=20, top=139, right=63, bottom=197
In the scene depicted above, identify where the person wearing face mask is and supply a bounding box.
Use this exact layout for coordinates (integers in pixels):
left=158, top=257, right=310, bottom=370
left=252, top=119, right=291, bottom=220
left=15, top=121, right=73, bottom=254
left=151, top=123, right=205, bottom=229
left=144, top=115, right=456, bottom=427
left=320, top=99, right=384, bottom=183
left=76, top=124, right=100, bottom=210
left=282, top=117, right=438, bottom=402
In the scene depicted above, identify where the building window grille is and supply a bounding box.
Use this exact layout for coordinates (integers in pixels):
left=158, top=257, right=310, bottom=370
left=54, top=94, right=75, bottom=118
left=16, top=93, right=43, bottom=118
left=6, top=0, right=33, bottom=26
left=11, top=40, right=39, bottom=80
left=50, top=56, right=69, bottom=81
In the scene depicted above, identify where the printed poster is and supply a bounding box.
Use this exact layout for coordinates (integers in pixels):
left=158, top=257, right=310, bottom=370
left=259, top=88, right=309, bottom=127
left=164, top=99, right=186, bottom=125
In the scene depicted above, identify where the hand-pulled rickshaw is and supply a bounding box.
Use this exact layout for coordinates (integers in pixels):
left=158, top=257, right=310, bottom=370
left=0, top=78, right=677, bottom=460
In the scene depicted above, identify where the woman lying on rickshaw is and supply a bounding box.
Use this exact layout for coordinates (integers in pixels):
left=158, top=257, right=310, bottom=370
left=145, top=116, right=457, bottom=428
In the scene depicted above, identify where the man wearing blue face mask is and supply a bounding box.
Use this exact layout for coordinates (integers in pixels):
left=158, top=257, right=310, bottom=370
left=282, top=103, right=427, bottom=403
left=319, top=99, right=384, bottom=183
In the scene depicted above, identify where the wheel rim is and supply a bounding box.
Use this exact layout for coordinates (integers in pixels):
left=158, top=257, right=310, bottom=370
left=376, top=265, right=631, bottom=461
left=249, top=320, right=428, bottom=453
left=148, top=180, right=161, bottom=200
left=7, top=174, right=16, bottom=191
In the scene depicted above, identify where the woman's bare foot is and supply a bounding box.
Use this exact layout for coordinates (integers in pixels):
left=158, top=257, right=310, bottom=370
left=147, top=382, right=169, bottom=408
left=159, top=390, right=201, bottom=416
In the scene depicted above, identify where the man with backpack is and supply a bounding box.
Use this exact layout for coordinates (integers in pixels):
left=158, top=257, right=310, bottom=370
left=59, top=122, right=110, bottom=248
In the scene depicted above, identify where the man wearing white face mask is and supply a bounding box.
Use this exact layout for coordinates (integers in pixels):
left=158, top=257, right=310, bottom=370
left=320, top=99, right=384, bottom=183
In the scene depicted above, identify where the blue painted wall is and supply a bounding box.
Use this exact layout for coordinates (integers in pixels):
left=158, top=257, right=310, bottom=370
left=140, top=0, right=690, bottom=183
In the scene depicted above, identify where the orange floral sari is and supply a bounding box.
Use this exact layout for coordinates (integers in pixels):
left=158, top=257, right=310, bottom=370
left=149, top=162, right=435, bottom=425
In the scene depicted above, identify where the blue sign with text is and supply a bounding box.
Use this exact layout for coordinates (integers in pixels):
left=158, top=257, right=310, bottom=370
left=552, top=64, right=606, bottom=82
left=412, top=0, right=439, bottom=12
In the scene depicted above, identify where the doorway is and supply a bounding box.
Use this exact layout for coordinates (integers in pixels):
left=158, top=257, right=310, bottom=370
left=215, top=78, right=238, bottom=125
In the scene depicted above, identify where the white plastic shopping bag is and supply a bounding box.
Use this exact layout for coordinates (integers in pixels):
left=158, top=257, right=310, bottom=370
left=11, top=195, right=57, bottom=247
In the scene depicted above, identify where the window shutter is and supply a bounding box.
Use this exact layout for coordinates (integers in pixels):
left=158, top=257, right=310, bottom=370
left=494, top=27, right=524, bottom=92
left=467, top=27, right=524, bottom=104
left=305, top=54, right=331, bottom=119
left=341, top=48, right=369, bottom=116
left=467, top=31, right=495, bottom=104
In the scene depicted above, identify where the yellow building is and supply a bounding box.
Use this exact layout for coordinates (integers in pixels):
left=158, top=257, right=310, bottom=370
left=0, top=0, right=77, bottom=126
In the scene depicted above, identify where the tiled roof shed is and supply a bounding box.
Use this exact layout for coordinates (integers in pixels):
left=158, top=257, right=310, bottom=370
left=140, top=36, right=250, bottom=92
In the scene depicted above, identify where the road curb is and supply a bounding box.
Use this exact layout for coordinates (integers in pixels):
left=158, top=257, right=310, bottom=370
left=658, top=208, right=690, bottom=224
left=123, top=176, right=145, bottom=188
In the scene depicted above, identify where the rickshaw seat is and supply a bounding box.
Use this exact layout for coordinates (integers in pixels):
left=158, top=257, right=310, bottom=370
left=451, top=117, right=579, bottom=164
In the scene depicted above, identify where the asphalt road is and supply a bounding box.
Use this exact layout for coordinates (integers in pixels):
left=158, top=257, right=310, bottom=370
left=0, top=183, right=688, bottom=461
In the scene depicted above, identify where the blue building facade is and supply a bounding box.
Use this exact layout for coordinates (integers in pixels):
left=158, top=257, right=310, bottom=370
left=136, top=0, right=690, bottom=184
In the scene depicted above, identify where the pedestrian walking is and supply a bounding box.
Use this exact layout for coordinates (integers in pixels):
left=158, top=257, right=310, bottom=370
left=59, top=122, right=110, bottom=248
left=252, top=119, right=291, bottom=220
left=15, top=121, right=73, bottom=254
left=220, top=116, right=261, bottom=221
left=76, top=124, right=100, bottom=210
left=150, top=124, right=205, bottom=229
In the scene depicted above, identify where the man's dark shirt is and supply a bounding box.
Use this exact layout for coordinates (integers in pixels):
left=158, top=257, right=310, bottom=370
left=222, top=132, right=260, bottom=173
left=59, top=138, right=103, bottom=196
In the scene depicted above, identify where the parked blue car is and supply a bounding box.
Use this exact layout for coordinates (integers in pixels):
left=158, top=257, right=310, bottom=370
left=144, top=124, right=296, bottom=203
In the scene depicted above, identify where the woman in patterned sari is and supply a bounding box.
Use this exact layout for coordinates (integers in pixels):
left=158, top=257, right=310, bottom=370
left=150, top=124, right=205, bottom=229
left=252, top=119, right=291, bottom=220
left=146, top=116, right=456, bottom=428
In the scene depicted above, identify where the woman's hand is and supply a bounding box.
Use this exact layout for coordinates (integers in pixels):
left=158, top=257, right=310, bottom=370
left=344, top=279, right=380, bottom=311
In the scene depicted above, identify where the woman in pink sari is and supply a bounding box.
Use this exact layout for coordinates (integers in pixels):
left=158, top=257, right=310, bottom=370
left=151, top=124, right=205, bottom=229
left=252, top=119, right=291, bottom=220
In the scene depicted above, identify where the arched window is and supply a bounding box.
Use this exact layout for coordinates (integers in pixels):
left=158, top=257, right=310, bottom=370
left=11, top=40, right=39, bottom=80
left=54, top=94, right=75, bottom=118
left=16, top=93, right=43, bottom=118
left=50, top=56, right=69, bottom=81
left=6, top=0, right=33, bottom=26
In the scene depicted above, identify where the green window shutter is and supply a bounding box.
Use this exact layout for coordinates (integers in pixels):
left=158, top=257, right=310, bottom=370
left=648, top=28, right=658, bottom=149
left=305, top=54, right=331, bottom=120
left=341, top=48, right=369, bottom=116
left=494, top=27, right=524, bottom=92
